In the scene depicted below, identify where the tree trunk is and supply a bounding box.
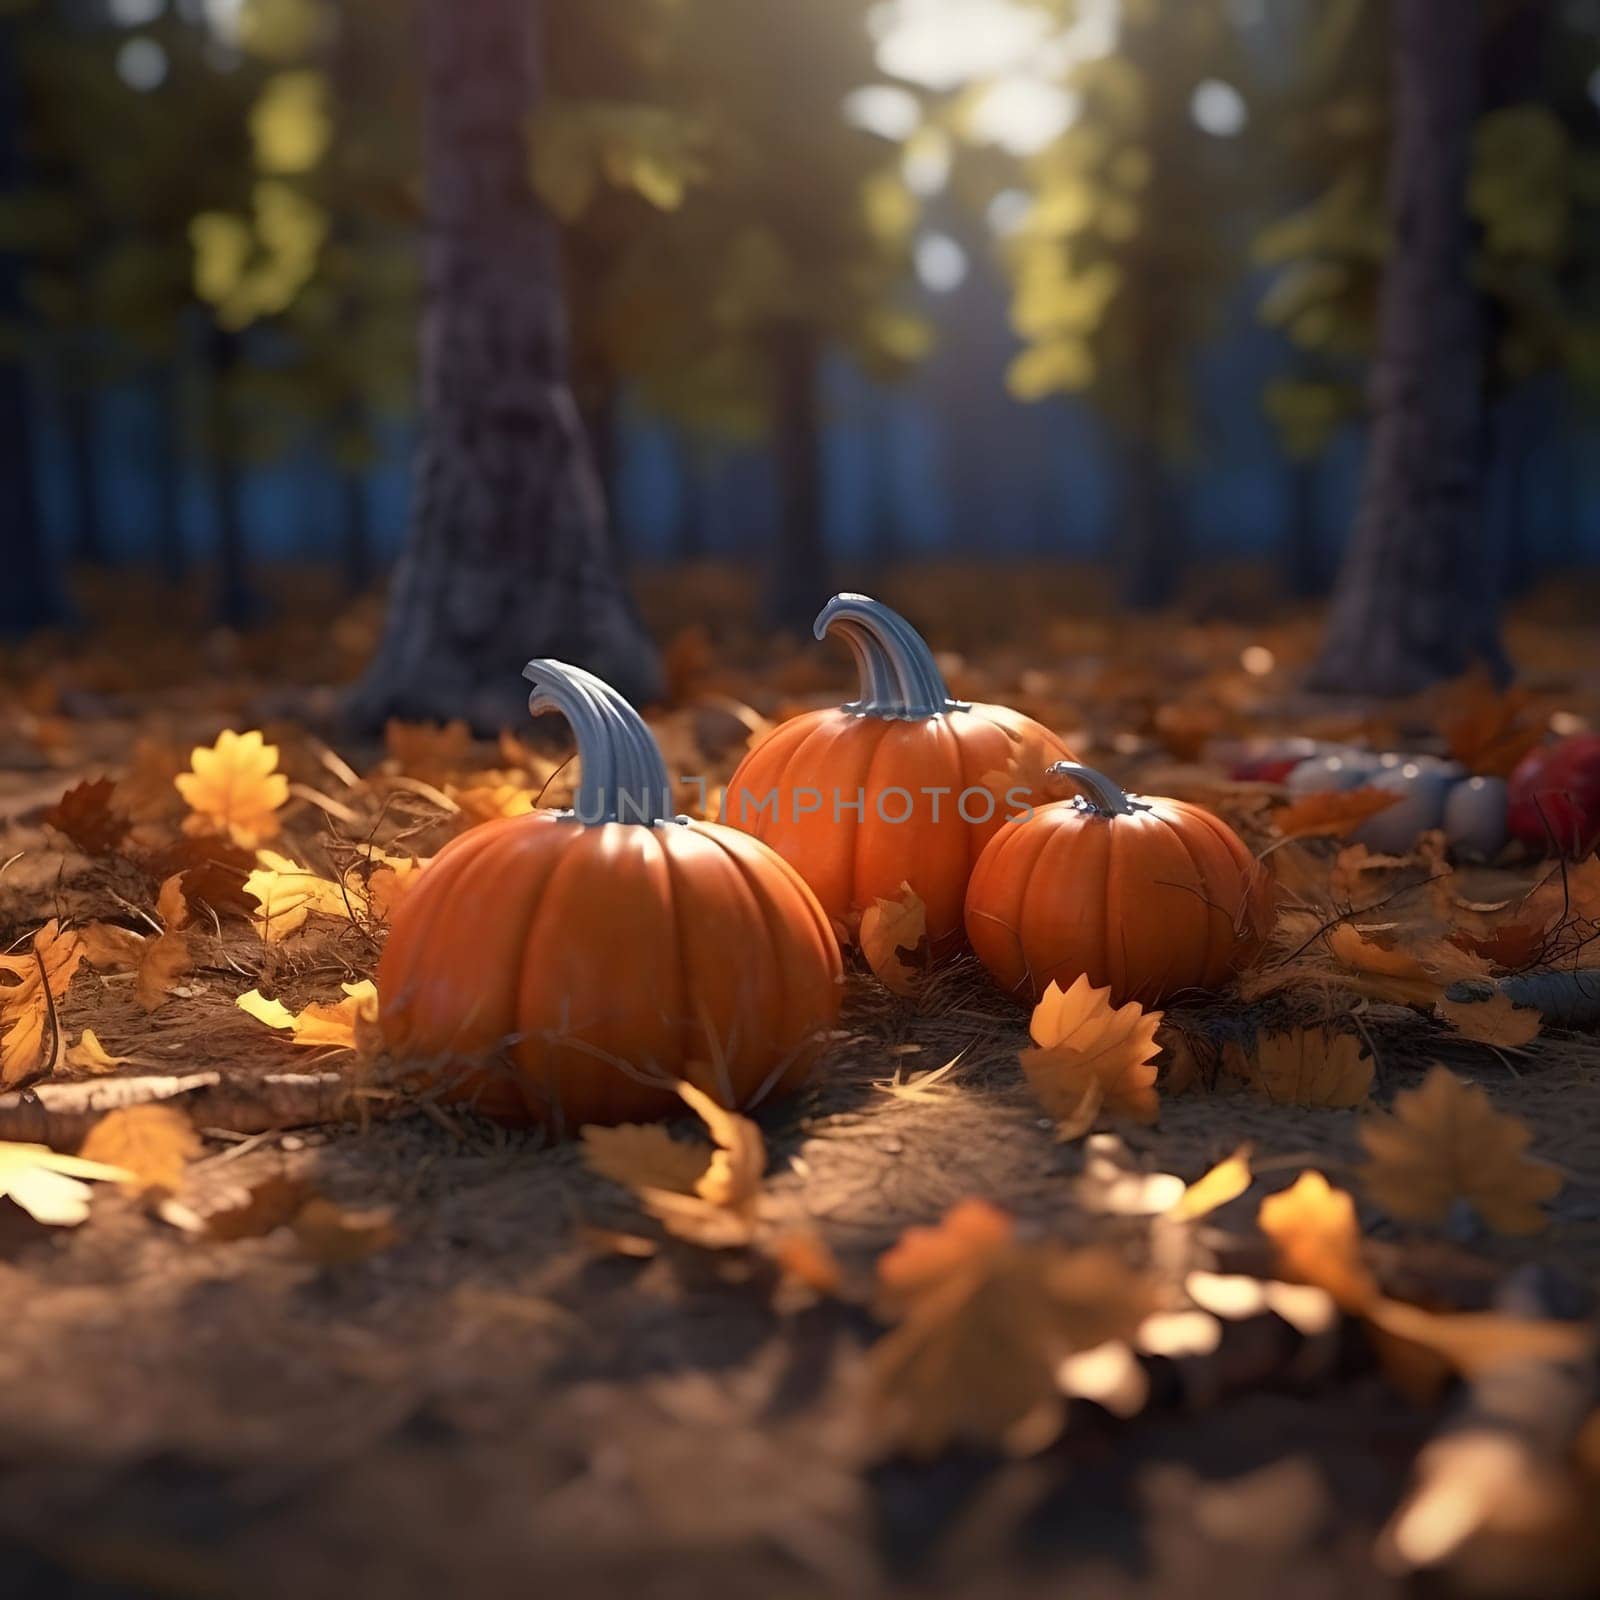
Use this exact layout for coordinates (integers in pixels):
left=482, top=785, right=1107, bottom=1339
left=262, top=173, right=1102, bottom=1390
left=63, top=377, right=106, bottom=566
left=203, top=326, right=257, bottom=627
left=340, top=468, right=374, bottom=596
left=151, top=362, right=187, bottom=584
left=1283, top=456, right=1325, bottom=599
left=1117, top=431, right=1181, bottom=611
left=1308, top=0, right=1506, bottom=693
left=766, top=320, right=831, bottom=633
left=347, top=0, right=660, bottom=731
left=0, top=20, right=63, bottom=633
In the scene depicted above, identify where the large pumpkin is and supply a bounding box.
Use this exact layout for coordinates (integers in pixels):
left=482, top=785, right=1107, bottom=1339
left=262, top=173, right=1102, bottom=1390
left=964, top=763, right=1273, bottom=1006
left=378, top=661, right=843, bottom=1131
left=725, top=593, right=1077, bottom=948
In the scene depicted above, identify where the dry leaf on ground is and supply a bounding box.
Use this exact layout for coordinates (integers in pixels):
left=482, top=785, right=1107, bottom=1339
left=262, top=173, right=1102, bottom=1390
left=1258, top=1171, right=1378, bottom=1312
left=1437, top=677, right=1545, bottom=779
left=246, top=851, right=363, bottom=941
left=0, top=921, right=85, bottom=1087
left=236, top=981, right=379, bottom=1052
left=0, top=1140, right=134, bottom=1225
left=136, top=874, right=194, bottom=1012
left=1228, top=1029, right=1374, bottom=1108
left=580, top=1079, right=766, bottom=1248
left=79, top=1104, right=201, bottom=1195
left=1272, top=788, right=1404, bottom=842
left=867, top=1198, right=1160, bottom=1457
left=176, top=729, right=289, bottom=848
left=63, top=1029, right=131, bottom=1075
left=1436, top=990, right=1542, bottom=1048
left=1020, top=975, right=1163, bottom=1135
left=385, top=718, right=475, bottom=780
left=1169, top=1146, right=1253, bottom=1222
left=859, top=882, right=927, bottom=996
left=1360, top=1066, right=1561, bottom=1236
left=42, top=777, right=130, bottom=857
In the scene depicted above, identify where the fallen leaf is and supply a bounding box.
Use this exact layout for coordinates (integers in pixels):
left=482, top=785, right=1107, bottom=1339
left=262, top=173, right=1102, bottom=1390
left=1436, top=990, right=1542, bottom=1049
left=135, top=874, right=193, bottom=1012
left=1169, top=1147, right=1253, bottom=1222
left=202, top=1173, right=316, bottom=1240
left=859, top=882, right=927, bottom=996
left=1257, top=1171, right=1378, bottom=1312
left=1273, top=788, right=1404, bottom=841
left=579, top=1079, right=767, bottom=1248
left=0, top=1140, right=133, bottom=1225
left=63, top=1029, right=130, bottom=1075
left=385, top=718, right=474, bottom=779
left=867, top=1199, right=1160, bottom=1456
left=0, top=921, right=85, bottom=1087
left=246, top=850, right=363, bottom=941
left=290, top=1197, right=399, bottom=1264
left=1367, top=1298, right=1595, bottom=1378
left=1323, top=922, right=1490, bottom=1007
left=1437, top=675, right=1545, bottom=779
left=1521, top=857, right=1600, bottom=933
left=175, top=729, right=289, bottom=848
left=113, top=737, right=187, bottom=825
left=446, top=780, right=537, bottom=825
left=235, top=981, right=379, bottom=1052
left=79, top=1104, right=200, bottom=1195
left=42, top=777, right=130, bottom=857
left=1229, top=1029, right=1374, bottom=1108
left=769, top=1229, right=844, bottom=1300
left=1360, top=1067, right=1561, bottom=1236
left=1020, top=975, right=1162, bottom=1133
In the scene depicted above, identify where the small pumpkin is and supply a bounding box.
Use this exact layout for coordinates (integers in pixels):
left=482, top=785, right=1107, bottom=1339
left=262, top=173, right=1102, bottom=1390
left=964, top=763, right=1274, bottom=1007
left=724, top=593, right=1077, bottom=947
left=378, top=660, right=843, bottom=1130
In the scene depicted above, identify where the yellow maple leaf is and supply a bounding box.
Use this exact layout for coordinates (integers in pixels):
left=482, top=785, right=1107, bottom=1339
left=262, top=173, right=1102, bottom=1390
left=79, top=1104, right=201, bottom=1195
left=64, top=1028, right=130, bottom=1075
left=0, top=1140, right=134, bottom=1226
left=1230, top=1029, right=1374, bottom=1108
left=1359, top=1066, right=1561, bottom=1236
left=246, top=849, right=363, bottom=941
left=859, top=882, right=927, bottom=997
left=1020, top=974, right=1163, bottom=1134
left=1169, top=1146, right=1253, bottom=1222
left=1436, top=990, right=1542, bottom=1049
left=1257, top=1170, right=1378, bottom=1312
left=175, top=729, right=289, bottom=848
left=579, top=1079, right=767, bottom=1248
left=446, top=779, right=537, bottom=826
left=236, top=980, right=379, bottom=1052
left=0, top=921, right=85, bottom=1087
left=867, top=1199, right=1160, bottom=1457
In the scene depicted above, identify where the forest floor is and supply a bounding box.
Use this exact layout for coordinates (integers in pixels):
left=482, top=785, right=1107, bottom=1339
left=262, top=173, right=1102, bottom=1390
left=0, top=566, right=1598, bottom=1600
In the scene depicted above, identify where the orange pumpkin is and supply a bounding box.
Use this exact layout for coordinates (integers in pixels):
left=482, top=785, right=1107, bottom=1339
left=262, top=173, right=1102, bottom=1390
left=725, top=594, right=1077, bottom=948
left=964, top=763, right=1273, bottom=1006
left=378, top=661, right=843, bottom=1131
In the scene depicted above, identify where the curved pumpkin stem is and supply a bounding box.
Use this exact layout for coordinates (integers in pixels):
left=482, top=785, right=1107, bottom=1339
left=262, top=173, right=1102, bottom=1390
left=1047, top=763, right=1146, bottom=817
left=523, top=659, right=674, bottom=825
left=814, top=593, right=967, bottom=720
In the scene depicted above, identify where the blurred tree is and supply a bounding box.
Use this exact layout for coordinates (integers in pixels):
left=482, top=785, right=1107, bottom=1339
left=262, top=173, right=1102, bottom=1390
left=1309, top=0, right=1505, bottom=692
left=0, top=0, right=62, bottom=633
left=956, top=0, right=1247, bottom=608
left=349, top=0, right=662, bottom=728
left=537, top=0, right=927, bottom=629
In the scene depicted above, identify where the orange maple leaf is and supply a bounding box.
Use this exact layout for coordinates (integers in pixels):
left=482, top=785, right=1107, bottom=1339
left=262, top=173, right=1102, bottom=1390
left=860, top=882, right=928, bottom=997
left=1258, top=1171, right=1378, bottom=1312
left=1020, top=975, right=1163, bottom=1133
left=1359, top=1067, right=1561, bottom=1236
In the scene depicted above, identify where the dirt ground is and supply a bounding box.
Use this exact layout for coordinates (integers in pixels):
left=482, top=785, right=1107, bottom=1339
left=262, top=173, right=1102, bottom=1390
left=0, top=571, right=1597, bottom=1599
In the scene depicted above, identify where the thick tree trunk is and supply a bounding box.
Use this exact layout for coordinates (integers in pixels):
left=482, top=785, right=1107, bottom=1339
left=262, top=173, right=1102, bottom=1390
left=1309, top=0, right=1506, bottom=694
left=1283, top=457, right=1326, bottom=599
left=340, top=468, right=374, bottom=596
left=766, top=320, right=831, bottom=633
left=348, top=0, right=660, bottom=730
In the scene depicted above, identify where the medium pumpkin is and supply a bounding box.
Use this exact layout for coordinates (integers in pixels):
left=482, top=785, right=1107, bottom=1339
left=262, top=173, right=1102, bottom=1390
left=964, top=763, right=1273, bottom=1006
left=724, top=593, right=1077, bottom=948
left=378, top=661, right=843, bottom=1130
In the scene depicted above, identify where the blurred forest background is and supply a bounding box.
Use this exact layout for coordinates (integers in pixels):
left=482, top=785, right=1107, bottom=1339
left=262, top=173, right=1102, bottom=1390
left=1, top=0, right=1598, bottom=692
